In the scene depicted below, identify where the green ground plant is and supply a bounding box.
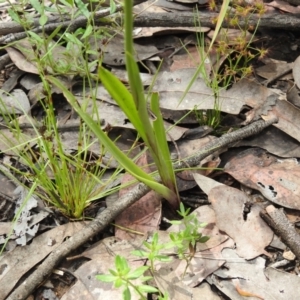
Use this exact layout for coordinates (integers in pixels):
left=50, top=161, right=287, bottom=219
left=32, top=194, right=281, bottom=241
left=131, top=232, right=173, bottom=272
left=168, top=202, right=209, bottom=276
left=96, top=254, right=163, bottom=300
left=97, top=203, right=209, bottom=299
left=48, top=0, right=181, bottom=209
left=0, top=0, right=134, bottom=219
left=0, top=0, right=232, bottom=217
left=0, top=95, right=126, bottom=218
left=190, top=0, right=267, bottom=128
left=208, top=0, right=267, bottom=86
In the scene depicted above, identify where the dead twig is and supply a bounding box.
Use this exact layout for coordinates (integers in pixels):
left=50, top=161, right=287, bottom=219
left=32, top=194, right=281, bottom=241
left=260, top=205, right=300, bottom=261
left=7, top=116, right=278, bottom=300
left=133, top=12, right=300, bottom=31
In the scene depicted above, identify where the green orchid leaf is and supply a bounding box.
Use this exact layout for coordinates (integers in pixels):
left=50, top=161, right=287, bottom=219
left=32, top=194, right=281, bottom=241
left=123, top=0, right=179, bottom=209
left=98, top=67, right=143, bottom=137
left=124, top=0, right=144, bottom=109
left=150, top=92, right=179, bottom=207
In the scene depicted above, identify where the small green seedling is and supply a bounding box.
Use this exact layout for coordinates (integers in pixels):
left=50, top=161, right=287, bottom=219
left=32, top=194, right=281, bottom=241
left=169, top=203, right=210, bottom=275
left=96, top=254, right=159, bottom=300
left=97, top=203, right=209, bottom=298
left=131, top=232, right=173, bottom=272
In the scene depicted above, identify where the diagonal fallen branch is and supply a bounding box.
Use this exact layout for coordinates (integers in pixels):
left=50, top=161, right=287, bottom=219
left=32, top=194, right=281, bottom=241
left=260, top=205, right=300, bottom=261
left=7, top=116, right=278, bottom=300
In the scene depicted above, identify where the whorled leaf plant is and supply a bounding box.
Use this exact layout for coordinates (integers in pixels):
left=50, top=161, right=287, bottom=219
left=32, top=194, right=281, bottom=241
left=48, top=0, right=180, bottom=209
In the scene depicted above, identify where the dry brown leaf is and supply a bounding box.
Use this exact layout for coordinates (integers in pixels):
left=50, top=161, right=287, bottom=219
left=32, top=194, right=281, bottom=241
left=266, top=0, right=300, bottom=13
left=212, top=248, right=300, bottom=300
left=193, top=173, right=224, bottom=195
left=115, top=153, right=162, bottom=240
left=0, top=89, right=30, bottom=115
left=193, top=282, right=222, bottom=300
left=89, top=34, right=162, bottom=66
left=170, top=46, right=206, bottom=72
left=209, top=185, right=273, bottom=259
left=207, top=28, right=253, bottom=45
left=287, top=81, right=300, bottom=108
left=174, top=0, right=198, bottom=4
left=6, top=46, right=39, bottom=74
left=225, top=148, right=300, bottom=210
left=133, top=27, right=210, bottom=39
left=154, top=0, right=195, bottom=11
left=179, top=240, right=233, bottom=287
left=268, top=98, right=300, bottom=142
left=237, top=126, right=300, bottom=158
left=0, top=222, right=86, bottom=300
left=256, top=60, right=293, bottom=82
left=293, top=55, right=300, bottom=89
left=154, top=260, right=193, bottom=300
left=13, top=39, right=82, bottom=75
left=81, top=236, right=148, bottom=262
left=153, top=69, right=277, bottom=118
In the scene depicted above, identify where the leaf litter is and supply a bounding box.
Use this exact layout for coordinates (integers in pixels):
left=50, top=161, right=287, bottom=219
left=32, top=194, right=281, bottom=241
left=1, top=0, right=300, bottom=299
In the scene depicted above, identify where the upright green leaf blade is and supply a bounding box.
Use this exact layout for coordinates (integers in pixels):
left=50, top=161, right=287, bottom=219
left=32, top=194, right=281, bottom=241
left=150, top=92, right=179, bottom=207
left=98, top=67, right=147, bottom=142
left=122, top=0, right=179, bottom=209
